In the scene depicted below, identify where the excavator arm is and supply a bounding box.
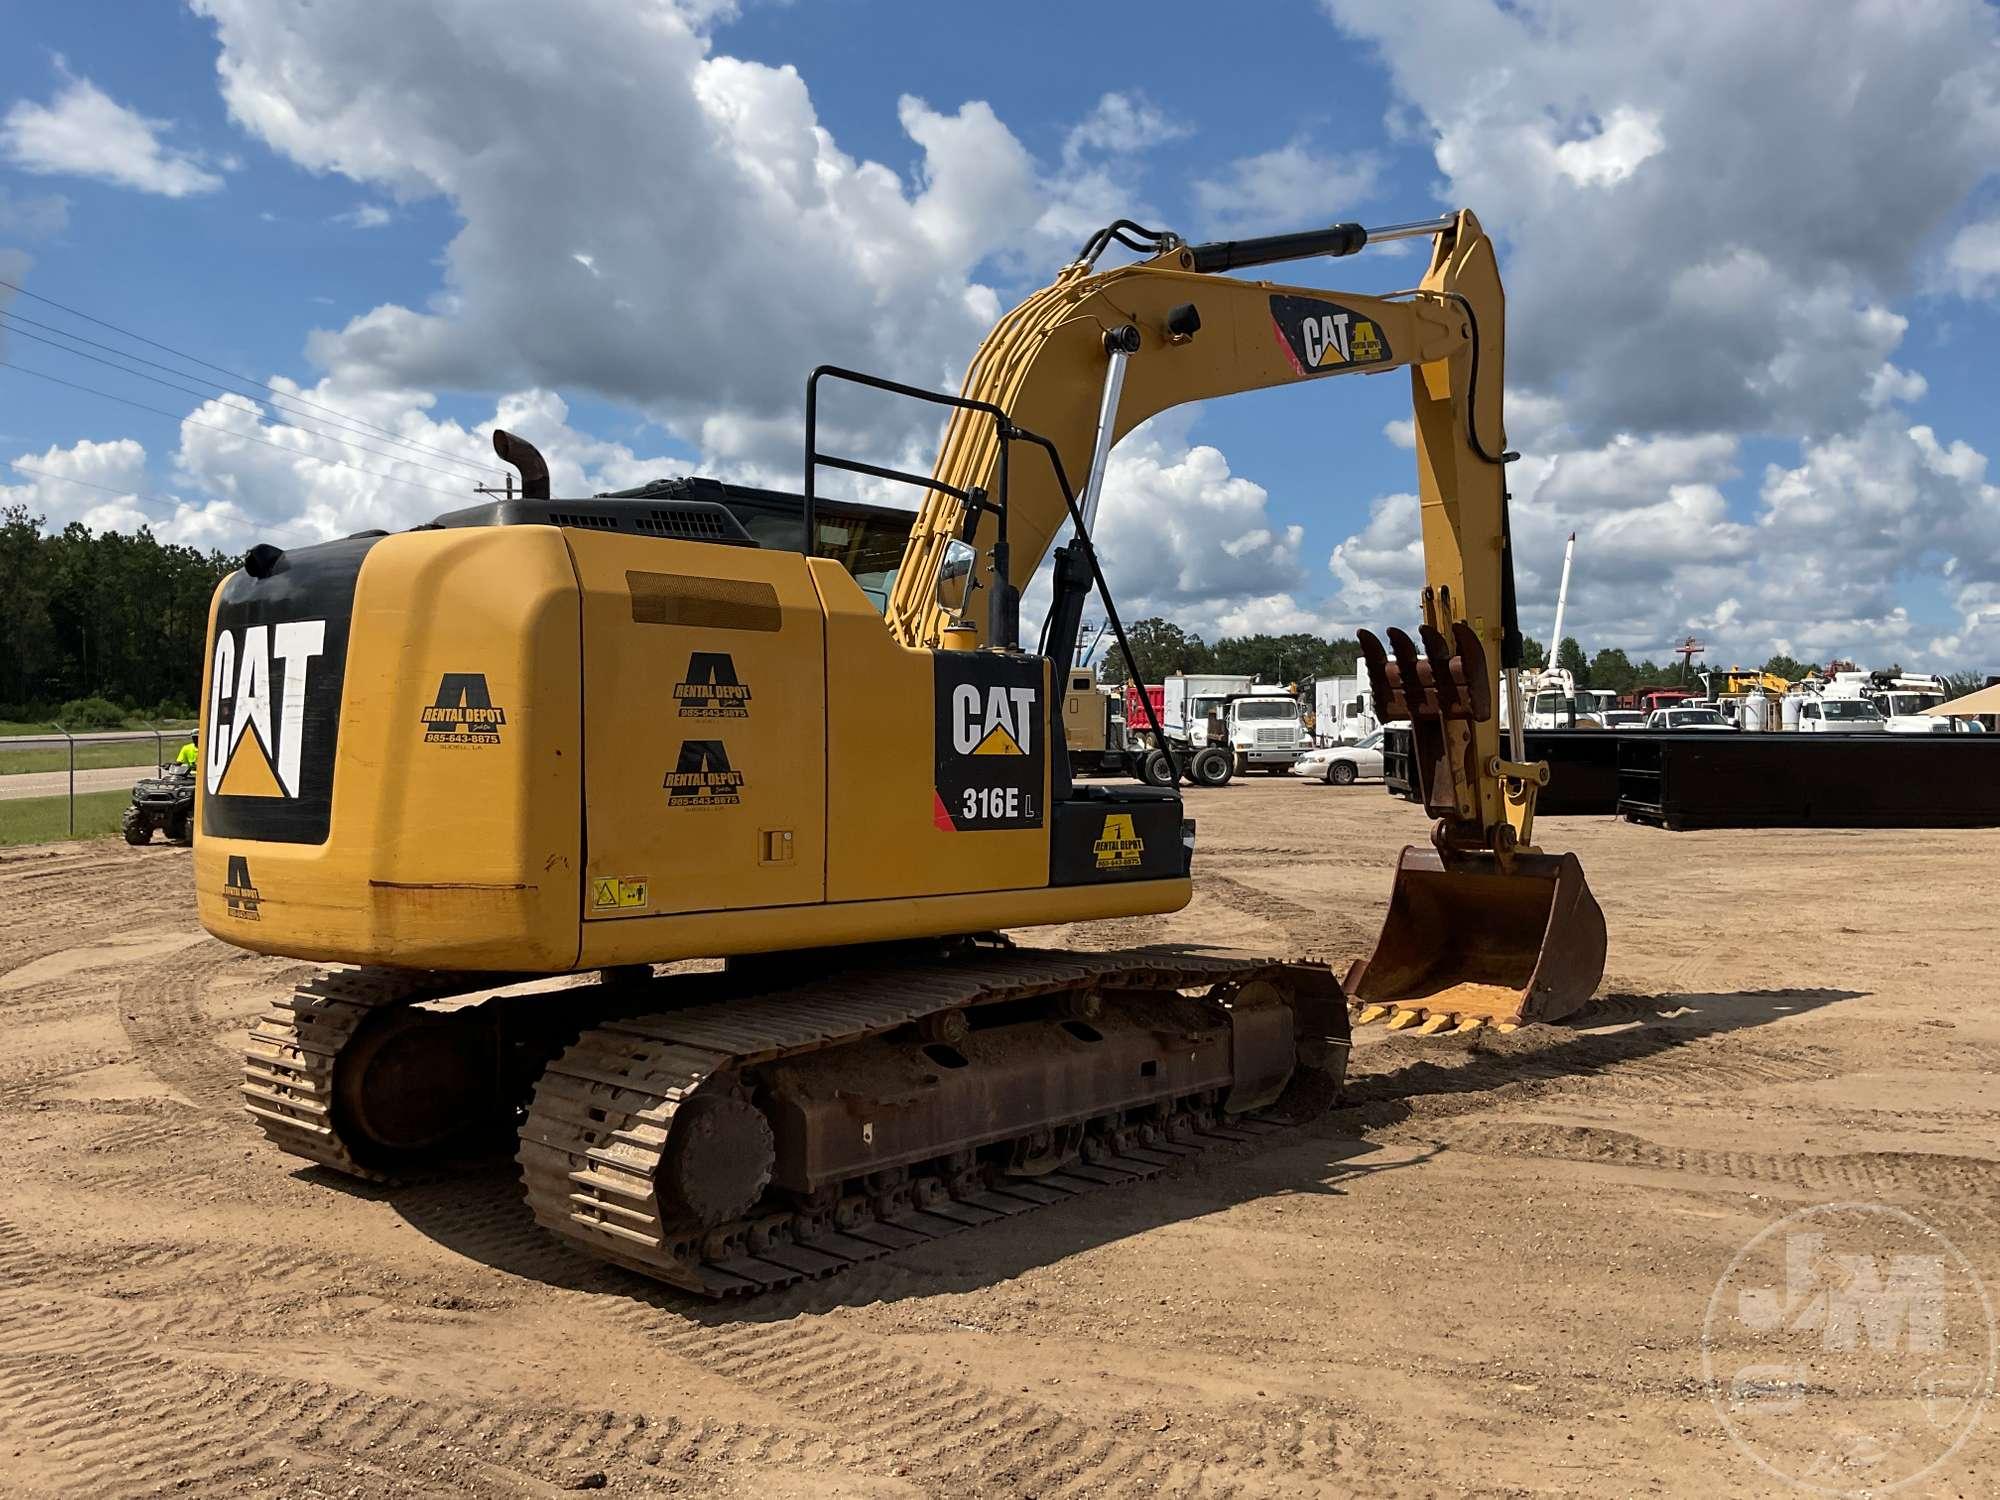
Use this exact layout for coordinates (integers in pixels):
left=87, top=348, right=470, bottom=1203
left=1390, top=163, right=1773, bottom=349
left=882, top=209, right=1605, bottom=1030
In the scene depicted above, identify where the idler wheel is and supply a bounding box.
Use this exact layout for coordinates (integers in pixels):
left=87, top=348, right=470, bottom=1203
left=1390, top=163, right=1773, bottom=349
left=661, top=1094, right=775, bottom=1226
left=334, top=1007, right=498, bottom=1165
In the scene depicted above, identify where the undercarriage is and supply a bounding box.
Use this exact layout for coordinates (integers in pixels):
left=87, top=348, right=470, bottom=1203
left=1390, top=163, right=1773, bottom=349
left=243, top=945, right=1350, bottom=1296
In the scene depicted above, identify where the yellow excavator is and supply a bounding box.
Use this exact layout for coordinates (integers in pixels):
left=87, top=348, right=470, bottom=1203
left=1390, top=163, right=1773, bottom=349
left=198, top=209, right=1603, bottom=1295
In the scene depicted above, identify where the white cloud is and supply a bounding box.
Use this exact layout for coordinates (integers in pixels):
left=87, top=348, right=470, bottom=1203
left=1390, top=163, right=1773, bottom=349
left=1941, top=217, right=2000, bottom=299
left=1, top=72, right=224, bottom=198
left=194, top=0, right=1160, bottom=480
left=164, top=379, right=682, bottom=542
left=1551, top=106, right=1664, bottom=188
left=1327, top=490, right=1422, bottom=629
left=1018, top=421, right=1314, bottom=640
left=2, top=438, right=153, bottom=533
left=333, top=202, right=391, bottom=229
left=3, top=370, right=698, bottom=554
left=1092, top=426, right=1305, bottom=615
left=1321, top=413, right=2000, bottom=670
left=1062, top=93, right=1187, bottom=165
left=1191, top=142, right=1379, bottom=234
left=1864, top=362, right=1928, bottom=408
left=1303, top=0, right=2000, bottom=670
left=1325, top=0, right=2000, bottom=441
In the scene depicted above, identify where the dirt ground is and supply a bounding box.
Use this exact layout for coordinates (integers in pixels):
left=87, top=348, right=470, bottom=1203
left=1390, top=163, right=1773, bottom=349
left=0, top=780, right=1995, bottom=1498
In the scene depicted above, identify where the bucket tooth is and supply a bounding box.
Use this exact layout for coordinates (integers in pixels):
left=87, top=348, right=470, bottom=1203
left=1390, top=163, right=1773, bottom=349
left=1414, top=1013, right=1454, bottom=1035
left=1450, top=1017, right=1488, bottom=1036
left=1385, top=1008, right=1426, bottom=1031
left=1344, top=845, right=1608, bottom=1029
left=1355, top=1003, right=1392, bottom=1026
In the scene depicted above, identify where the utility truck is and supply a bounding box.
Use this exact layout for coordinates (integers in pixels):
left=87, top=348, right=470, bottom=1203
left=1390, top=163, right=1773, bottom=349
left=1498, top=668, right=1606, bottom=729
left=1862, top=672, right=1957, bottom=734
left=1162, top=673, right=1307, bottom=778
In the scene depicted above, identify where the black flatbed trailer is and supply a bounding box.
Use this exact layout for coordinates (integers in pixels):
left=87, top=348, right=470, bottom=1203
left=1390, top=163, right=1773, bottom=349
left=1380, top=727, right=2000, bottom=829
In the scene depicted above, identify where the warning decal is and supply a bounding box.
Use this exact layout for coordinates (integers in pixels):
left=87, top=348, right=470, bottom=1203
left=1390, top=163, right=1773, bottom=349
left=933, top=654, right=1044, bottom=831
left=590, top=874, right=650, bottom=912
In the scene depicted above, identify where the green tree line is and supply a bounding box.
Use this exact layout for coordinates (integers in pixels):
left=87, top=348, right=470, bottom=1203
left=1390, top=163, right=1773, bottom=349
left=1095, top=618, right=1990, bottom=702
left=1543, top=635, right=1986, bottom=700
left=0, top=506, right=237, bottom=725
left=1094, top=620, right=1363, bottom=686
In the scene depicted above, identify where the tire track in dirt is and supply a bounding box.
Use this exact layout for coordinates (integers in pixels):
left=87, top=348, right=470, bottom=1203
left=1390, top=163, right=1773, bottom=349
left=385, top=1166, right=1344, bottom=1493
left=0, top=939, right=215, bottom=1044
left=0, top=1045, right=136, bottom=1104
left=636, top=1296, right=1347, bottom=1498
left=1434, top=1122, right=2000, bottom=1202
left=36, top=1106, right=1355, bottom=1500
left=115, top=937, right=251, bottom=1112
left=0, top=851, right=190, bottom=976
left=1345, top=1019, right=1842, bottom=1132
left=0, top=1341, right=792, bottom=1499
left=1192, top=872, right=1370, bottom=967
left=0, top=1214, right=835, bottom=1499
left=1197, top=873, right=1320, bottom=934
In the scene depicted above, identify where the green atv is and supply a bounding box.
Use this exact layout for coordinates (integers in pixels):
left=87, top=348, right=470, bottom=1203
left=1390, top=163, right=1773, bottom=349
left=123, top=764, right=195, bottom=846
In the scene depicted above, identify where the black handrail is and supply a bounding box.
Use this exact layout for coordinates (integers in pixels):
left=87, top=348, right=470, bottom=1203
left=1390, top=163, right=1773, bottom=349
left=1003, top=427, right=1178, bottom=785
left=802, top=363, right=1175, bottom=780
left=806, top=364, right=1016, bottom=649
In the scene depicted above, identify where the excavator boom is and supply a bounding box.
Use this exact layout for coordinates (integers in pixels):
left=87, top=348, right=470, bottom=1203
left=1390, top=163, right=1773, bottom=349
left=882, top=210, right=1605, bottom=1029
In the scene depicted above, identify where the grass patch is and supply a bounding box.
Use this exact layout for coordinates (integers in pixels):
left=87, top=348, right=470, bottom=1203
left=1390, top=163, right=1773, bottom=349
left=0, top=738, right=191, bottom=776
left=0, top=717, right=197, bottom=737
left=0, top=789, right=136, bottom=846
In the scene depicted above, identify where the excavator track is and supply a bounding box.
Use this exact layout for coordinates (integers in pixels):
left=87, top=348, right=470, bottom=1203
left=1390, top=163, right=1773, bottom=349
left=518, top=948, right=1347, bottom=1297
left=242, top=968, right=460, bottom=1181
left=242, top=967, right=556, bottom=1181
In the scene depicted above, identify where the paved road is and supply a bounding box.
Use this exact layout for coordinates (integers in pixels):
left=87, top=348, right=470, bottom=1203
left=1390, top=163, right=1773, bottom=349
left=0, top=765, right=159, bottom=802
left=0, top=729, right=192, bottom=753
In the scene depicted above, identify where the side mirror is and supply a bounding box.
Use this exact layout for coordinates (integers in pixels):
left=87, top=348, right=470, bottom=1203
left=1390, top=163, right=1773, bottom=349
left=935, top=538, right=977, bottom=616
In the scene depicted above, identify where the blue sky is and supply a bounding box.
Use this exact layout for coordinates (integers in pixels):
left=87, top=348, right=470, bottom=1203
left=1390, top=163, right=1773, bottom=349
left=5, top=1, right=2000, bottom=671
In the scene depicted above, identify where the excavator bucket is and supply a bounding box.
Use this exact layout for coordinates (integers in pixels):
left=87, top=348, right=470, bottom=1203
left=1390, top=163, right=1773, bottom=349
left=1345, top=845, right=1606, bottom=1032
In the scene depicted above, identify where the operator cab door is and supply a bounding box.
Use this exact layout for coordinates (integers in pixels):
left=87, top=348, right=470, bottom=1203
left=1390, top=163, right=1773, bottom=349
left=568, top=530, right=826, bottom=918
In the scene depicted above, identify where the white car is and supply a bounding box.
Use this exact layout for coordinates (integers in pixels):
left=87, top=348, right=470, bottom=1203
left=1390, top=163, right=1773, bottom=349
left=1644, top=706, right=1736, bottom=731
left=1293, top=728, right=1386, bottom=785
left=1598, top=709, right=1646, bottom=729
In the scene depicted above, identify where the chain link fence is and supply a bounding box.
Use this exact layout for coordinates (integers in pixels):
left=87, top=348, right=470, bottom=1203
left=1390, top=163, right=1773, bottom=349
left=0, top=726, right=196, bottom=839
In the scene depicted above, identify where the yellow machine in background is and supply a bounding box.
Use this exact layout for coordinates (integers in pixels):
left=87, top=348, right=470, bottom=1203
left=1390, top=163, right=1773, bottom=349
left=198, top=209, right=1603, bottom=1295
left=1713, top=669, right=1792, bottom=699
